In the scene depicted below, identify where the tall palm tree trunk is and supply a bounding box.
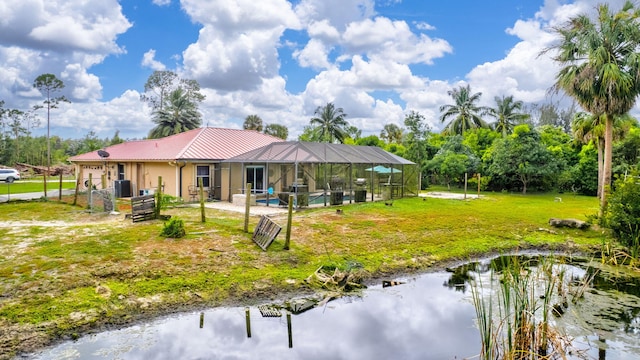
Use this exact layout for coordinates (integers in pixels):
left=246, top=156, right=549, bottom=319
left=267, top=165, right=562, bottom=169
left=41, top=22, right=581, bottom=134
left=597, top=138, right=603, bottom=199
left=600, top=115, right=614, bottom=218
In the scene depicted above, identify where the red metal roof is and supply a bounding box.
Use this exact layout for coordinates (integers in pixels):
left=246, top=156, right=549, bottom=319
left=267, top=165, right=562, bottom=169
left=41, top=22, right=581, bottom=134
left=69, top=127, right=283, bottom=162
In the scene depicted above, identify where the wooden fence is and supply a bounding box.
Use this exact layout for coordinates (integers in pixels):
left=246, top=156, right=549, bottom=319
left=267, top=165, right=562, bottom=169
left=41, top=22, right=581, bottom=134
left=131, top=194, right=156, bottom=222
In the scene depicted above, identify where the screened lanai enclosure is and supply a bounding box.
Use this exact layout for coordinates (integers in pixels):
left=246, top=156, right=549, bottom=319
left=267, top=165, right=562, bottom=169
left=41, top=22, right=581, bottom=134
left=223, top=141, right=419, bottom=208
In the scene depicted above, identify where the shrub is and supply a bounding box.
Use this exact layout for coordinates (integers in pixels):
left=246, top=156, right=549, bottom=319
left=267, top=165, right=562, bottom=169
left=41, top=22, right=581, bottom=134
left=160, top=217, right=186, bottom=238
left=157, top=194, right=183, bottom=209
left=605, top=172, right=640, bottom=255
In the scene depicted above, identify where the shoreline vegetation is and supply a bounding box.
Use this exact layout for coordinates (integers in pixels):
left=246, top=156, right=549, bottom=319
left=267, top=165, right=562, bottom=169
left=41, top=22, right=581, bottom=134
left=0, top=191, right=610, bottom=358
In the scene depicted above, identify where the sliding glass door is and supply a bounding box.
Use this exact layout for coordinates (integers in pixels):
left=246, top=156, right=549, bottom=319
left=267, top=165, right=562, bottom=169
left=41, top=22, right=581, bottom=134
left=245, top=166, right=265, bottom=194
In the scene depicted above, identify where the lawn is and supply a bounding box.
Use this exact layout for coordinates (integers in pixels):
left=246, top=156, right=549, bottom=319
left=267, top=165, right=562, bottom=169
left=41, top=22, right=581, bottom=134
left=0, top=176, right=76, bottom=195
left=0, top=191, right=610, bottom=358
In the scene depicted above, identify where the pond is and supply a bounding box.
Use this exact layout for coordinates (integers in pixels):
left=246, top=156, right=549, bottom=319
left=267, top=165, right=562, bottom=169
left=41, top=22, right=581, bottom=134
left=26, top=254, right=640, bottom=359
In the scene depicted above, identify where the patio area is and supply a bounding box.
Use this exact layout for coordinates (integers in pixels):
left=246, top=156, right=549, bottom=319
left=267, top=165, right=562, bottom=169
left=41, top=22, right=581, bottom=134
left=222, top=141, right=419, bottom=209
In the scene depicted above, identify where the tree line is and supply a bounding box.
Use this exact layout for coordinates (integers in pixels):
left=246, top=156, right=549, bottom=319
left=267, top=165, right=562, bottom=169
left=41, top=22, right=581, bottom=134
left=1, top=3, right=638, bottom=203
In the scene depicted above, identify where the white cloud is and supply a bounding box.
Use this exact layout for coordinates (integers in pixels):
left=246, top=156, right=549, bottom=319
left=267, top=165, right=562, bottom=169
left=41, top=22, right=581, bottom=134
left=348, top=56, right=424, bottom=90
left=60, top=63, right=102, bottom=100
left=182, top=0, right=300, bottom=32
left=342, top=17, right=452, bottom=65
left=180, top=0, right=299, bottom=91
left=465, top=6, right=562, bottom=108
left=0, top=0, right=130, bottom=53
left=295, top=0, right=375, bottom=30
left=182, top=28, right=280, bottom=91
left=307, top=19, right=341, bottom=42
left=0, top=0, right=130, bottom=106
left=152, top=0, right=171, bottom=6
left=293, top=39, right=333, bottom=70
left=399, top=79, right=461, bottom=131
left=41, top=90, right=151, bottom=139
left=414, top=21, right=436, bottom=31
left=142, top=49, right=167, bottom=71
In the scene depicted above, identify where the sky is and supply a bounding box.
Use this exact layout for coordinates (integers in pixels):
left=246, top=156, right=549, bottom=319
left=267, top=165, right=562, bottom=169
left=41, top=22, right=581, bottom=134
left=0, top=0, right=636, bottom=141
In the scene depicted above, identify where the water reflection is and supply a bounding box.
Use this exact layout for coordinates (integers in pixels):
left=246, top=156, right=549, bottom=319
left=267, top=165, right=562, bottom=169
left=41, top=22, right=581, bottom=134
left=443, top=255, right=640, bottom=360
left=28, top=255, right=640, bottom=360
left=31, top=273, right=481, bottom=360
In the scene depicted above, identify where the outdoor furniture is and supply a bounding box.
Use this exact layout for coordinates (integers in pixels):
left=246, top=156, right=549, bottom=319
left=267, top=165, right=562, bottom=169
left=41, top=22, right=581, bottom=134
left=278, top=192, right=308, bottom=207
left=188, top=185, right=198, bottom=202
left=330, top=191, right=344, bottom=205
left=354, top=189, right=367, bottom=202
left=354, top=178, right=367, bottom=203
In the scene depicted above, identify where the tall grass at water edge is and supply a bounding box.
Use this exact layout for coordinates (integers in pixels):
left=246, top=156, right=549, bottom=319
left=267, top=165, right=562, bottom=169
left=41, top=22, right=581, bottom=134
left=471, top=256, right=593, bottom=359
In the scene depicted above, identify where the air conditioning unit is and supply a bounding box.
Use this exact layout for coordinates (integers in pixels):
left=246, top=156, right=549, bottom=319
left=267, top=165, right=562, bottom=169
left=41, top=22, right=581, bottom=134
left=114, top=180, right=132, bottom=198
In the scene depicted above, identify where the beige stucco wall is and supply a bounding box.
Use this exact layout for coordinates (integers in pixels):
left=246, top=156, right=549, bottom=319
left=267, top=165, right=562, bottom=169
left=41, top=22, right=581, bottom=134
left=140, top=162, right=175, bottom=196
left=228, top=163, right=244, bottom=201
left=75, top=160, right=332, bottom=202
left=75, top=161, right=177, bottom=197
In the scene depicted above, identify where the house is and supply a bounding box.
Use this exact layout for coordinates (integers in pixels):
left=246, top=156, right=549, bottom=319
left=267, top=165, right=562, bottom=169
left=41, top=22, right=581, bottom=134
left=68, top=127, right=284, bottom=200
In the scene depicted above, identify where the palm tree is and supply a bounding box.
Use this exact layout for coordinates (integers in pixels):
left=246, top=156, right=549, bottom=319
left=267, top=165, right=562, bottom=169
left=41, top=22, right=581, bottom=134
left=488, top=95, right=530, bottom=137
left=264, top=123, right=288, bottom=139
left=439, top=85, right=490, bottom=135
left=380, top=123, right=403, bottom=143
left=572, top=112, right=605, bottom=197
left=243, top=114, right=263, bottom=132
left=148, top=88, right=202, bottom=139
left=572, top=112, right=636, bottom=198
left=309, top=102, right=349, bottom=143
left=549, top=1, right=640, bottom=215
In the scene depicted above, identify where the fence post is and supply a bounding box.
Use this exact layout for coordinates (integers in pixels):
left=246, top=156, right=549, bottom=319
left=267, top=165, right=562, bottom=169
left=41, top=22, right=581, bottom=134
left=464, top=173, right=468, bottom=200
left=244, top=183, right=251, bottom=232
left=87, top=173, right=93, bottom=209
left=155, top=176, right=162, bottom=219
left=43, top=169, right=48, bottom=199
left=59, top=172, right=63, bottom=201
left=245, top=307, right=251, bottom=338
left=199, top=177, right=206, bottom=223
left=284, top=194, right=294, bottom=250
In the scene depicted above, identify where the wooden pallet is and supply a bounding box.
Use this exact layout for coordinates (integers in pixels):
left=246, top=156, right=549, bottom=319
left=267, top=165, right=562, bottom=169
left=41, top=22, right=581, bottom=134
left=252, top=215, right=282, bottom=251
left=258, top=304, right=282, bottom=317
left=131, top=194, right=156, bottom=222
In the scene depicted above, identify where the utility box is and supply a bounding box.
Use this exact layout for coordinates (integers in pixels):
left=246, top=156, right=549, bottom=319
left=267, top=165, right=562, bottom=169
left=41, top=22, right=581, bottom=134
left=114, top=180, right=132, bottom=198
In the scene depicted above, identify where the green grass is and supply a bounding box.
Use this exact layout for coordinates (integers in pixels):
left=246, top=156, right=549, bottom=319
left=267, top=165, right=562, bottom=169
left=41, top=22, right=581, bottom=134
left=0, top=177, right=75, bottom=195
left=0, top=190, right=613, bottom=359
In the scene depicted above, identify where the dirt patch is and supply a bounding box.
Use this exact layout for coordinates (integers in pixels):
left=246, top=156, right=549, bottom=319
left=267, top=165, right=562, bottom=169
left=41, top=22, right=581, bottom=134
left=420, top=191, right=481, bottom=200
left=0, top=214, right=126, bottom=260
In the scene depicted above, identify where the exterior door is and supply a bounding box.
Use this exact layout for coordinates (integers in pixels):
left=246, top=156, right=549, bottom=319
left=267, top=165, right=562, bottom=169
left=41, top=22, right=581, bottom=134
left=118, top=164, right=125, bottom=180
left=246, top=166, right=265, bottom=194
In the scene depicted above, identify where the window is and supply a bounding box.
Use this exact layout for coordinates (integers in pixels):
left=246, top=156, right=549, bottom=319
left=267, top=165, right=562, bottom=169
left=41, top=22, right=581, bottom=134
left=118, top=164, right=125, bottom=180
left=196, top=165, right=210, bottom=188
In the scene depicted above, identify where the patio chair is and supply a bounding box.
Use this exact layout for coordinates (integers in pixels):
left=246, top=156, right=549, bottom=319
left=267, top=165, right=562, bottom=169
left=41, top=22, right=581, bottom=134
left=188, top=185, right=198, bottom=202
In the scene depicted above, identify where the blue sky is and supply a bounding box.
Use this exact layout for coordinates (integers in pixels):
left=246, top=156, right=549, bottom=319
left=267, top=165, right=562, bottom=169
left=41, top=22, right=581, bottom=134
left=0, top=0, right=635, bottom=140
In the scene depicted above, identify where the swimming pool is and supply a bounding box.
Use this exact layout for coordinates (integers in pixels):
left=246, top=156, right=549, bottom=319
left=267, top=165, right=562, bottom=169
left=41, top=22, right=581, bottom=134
left=256, top=192, right=354, bottom=206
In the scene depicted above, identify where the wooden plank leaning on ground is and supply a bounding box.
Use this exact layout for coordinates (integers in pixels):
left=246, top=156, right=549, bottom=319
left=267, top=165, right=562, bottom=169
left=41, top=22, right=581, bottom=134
left=131, top=194, right=156, bottom=222
left=252, top=215, right=282, bottom=251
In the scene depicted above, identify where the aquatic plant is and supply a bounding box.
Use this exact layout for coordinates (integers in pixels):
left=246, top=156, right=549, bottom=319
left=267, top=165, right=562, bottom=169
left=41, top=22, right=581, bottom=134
left=470, top=256, right=586, bottom=359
